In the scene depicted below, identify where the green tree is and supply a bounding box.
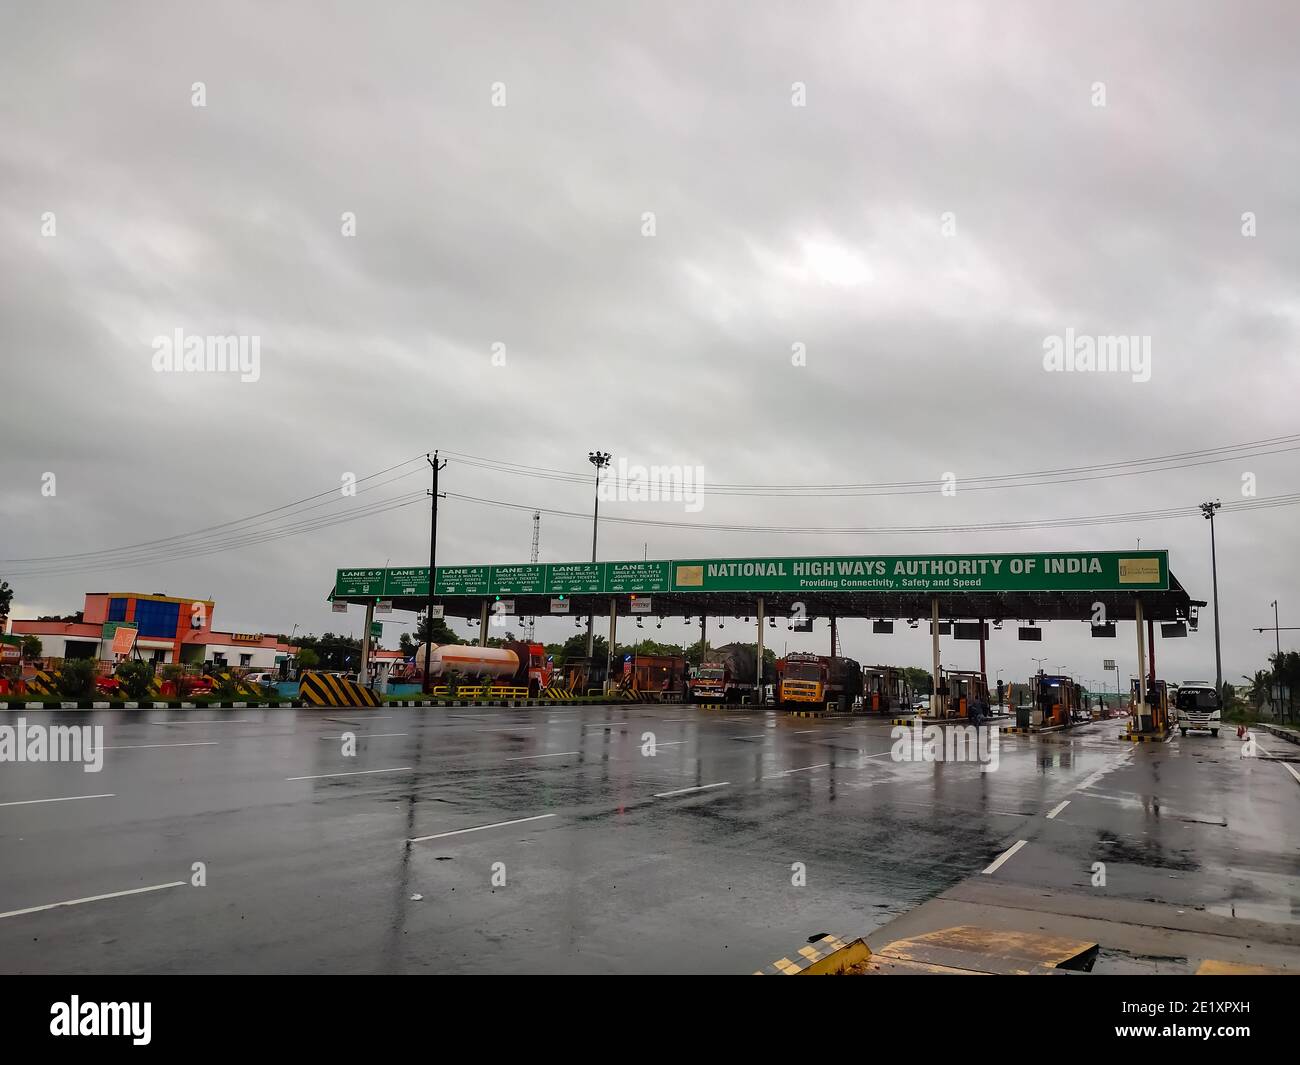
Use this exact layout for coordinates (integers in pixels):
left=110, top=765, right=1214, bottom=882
left=900, top=666, right=933, bottom=695
left=116, top=659, right=154, bottom=700
left=20, top=635, right=42, bottom=659
left=57, top=658, right=97, bottom=698
left=1241, top=670, right=1271, bottom=709
left=0, top=579, right=12, bottom=620
left=400, top=615, right=463, bottom=658
left=556, top=633, right=607, bottom=665
left=1268, top=650, right=1300, bottom=722
left=296, top=647, right=321, bottom=669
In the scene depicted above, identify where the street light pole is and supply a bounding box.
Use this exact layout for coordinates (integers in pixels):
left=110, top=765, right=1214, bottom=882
left=1271, top=599, right=1281, bottom=719
left=586, top=451, right=611, bottom=667
left=1200, top=500, right=1223, bottom=694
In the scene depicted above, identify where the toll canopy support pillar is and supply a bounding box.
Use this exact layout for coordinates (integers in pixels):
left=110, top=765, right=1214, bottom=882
left=1147, top=617, right=1156, bottom=681
left=608, top=597, right=617, bottom=691
left=359, top=600, right=375, bottom=685
left=830, top=615, right=838, bottom=657
left=701, top=614, right=707, bottom=654
left=979, top=617, right=987, bottom=681
left=756, top=597, right=765, bottom=704
left=479, top=600, right=489, bottom=647
left=931, top=596, right=941, bottom=717
left=1135, top=598, right=1148, bottom=728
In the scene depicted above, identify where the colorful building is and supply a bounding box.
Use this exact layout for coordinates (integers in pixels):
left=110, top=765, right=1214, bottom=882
left=6, top=592, right=296, bottom=670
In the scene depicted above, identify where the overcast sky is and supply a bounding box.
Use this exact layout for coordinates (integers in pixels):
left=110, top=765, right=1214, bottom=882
left=2, top=0, right=1297, bottom=688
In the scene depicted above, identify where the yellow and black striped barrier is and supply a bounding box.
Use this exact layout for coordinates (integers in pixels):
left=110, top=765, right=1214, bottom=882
left=1118, top=730, right=1171, bottom=743
left=25, top=669, right=58, bottom=695
left=754, top=934, right=871, bottom=975
left=209, top=671, right=269, bottom=698
left=298, top=671, right=381, bottom=707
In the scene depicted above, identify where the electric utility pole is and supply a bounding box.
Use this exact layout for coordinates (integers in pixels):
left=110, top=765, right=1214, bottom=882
left=1200, top=500, right=1223, bottom=693
left=422, top=451, right=447, bottom=695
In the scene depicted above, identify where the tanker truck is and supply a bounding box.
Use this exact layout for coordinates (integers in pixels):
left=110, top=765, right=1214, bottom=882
left=776, top=653, right=863, bottom=711
left=401, top=641, right=549, bottom=691
left=689, top=643, right=762, bottom=703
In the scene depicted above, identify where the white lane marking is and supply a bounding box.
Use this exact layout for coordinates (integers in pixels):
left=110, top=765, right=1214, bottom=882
left=731, top=733, right=771, bottom=739
left=1075, top=750, right=1133, bottom=791
left=1257, top=744, right=1300, bottom=784
left=982, top=839, right=1028, bottom=875
left=0, top=880, right=186, bottom=921
left=767, top=762, right=831, bottom=777
left=409, top=813, right=556, bottom=842
left=655, top=782, right=730, bottom=798
left=476, top=726, right=537, bottom=732
left=151, top=719, right=256, bottom=725
left=1046, top=799, right=1071, bottom=820
left=505, top=751, right=580, bottom=761
left=285, top=767, right=411, bottom=781
left=102, top=742, right=220, bottom=750
left=792, top=729, right=818, bottom=734
left=648, top=740, right=688, bottom=747
left=319, top=733, right=408, bottom=739
left=0, top=793, right=115, bottom=808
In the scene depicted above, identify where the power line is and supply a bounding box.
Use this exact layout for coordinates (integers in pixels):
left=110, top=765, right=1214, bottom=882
left=1, top=457, right=428, bottom=566
left=441, top=431, right=1300, bottom=497
left=442, top=489, right=1300, bottom=536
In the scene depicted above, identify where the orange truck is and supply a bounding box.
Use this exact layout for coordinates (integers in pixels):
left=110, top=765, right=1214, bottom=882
left=776, top=653, right=863, bottom=711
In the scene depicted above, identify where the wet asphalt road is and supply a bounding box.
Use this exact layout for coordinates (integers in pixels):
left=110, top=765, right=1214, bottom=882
left=0, top=705, right=1296, bottom=973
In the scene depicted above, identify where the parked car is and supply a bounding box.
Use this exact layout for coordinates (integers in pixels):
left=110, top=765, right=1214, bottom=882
left=243, top=672, right=275, bottom=685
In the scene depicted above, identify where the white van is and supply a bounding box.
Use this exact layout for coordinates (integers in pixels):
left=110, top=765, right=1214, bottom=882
left=1175, top=681, right=1221, bottom=737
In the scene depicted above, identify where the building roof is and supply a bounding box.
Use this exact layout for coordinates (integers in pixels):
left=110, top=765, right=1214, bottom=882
left=8, top=620, right=103, bottom=640
left=181, top=630, right=297, bottom=652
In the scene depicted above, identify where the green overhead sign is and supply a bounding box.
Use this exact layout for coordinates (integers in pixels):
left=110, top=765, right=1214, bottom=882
left=335, top=551, right=1168, bottom=600
left=667, top=551, right=1168, bottom=593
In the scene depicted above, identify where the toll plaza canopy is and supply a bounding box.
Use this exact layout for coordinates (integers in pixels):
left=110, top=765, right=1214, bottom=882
left=331, top=550, right=1200, bottom=623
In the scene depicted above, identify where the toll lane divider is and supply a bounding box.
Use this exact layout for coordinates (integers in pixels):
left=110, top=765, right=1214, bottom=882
left=297, top=672, right=381, bottom=708
left=1117, top=730, right=1172, bottom=743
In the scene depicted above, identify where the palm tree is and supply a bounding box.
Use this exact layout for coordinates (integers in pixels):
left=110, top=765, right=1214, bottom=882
left=1241, top=670, right=1271, bottom=712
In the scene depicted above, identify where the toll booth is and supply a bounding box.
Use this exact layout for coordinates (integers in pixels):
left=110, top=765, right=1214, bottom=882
left=1031, top=673, right=1079, bottom=728
left=938, top=669, right=989, bottom=718
left=1128, top=677, right=1170, bottom=736
left=631, top=653, right=688, bottom=697
left=564, top=656, right=609, bottom=696
left=862, top=666, right=905, bottom=714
